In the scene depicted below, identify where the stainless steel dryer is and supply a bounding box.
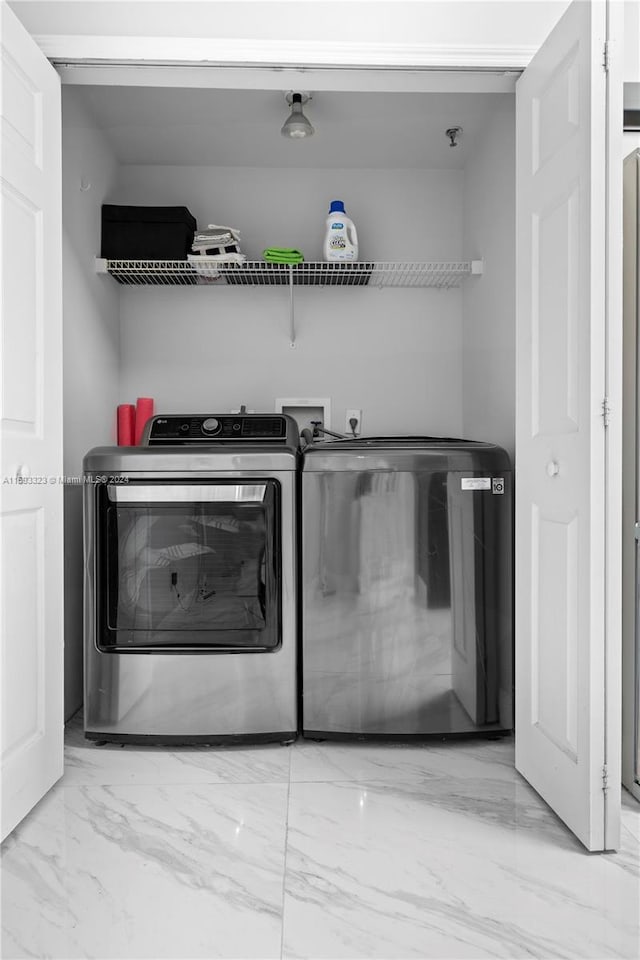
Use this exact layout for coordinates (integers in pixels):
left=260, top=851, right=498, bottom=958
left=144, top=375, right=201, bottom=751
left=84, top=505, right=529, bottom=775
left=301, top=436, right=513, bottom=739
left=83, top=413, right=298, bottom=744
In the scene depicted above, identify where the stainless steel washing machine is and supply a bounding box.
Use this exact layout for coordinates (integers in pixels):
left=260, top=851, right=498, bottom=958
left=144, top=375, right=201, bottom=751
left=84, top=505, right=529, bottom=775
left=301, top=436, right=513, bottom=739
left=83, top=413, right=298, bottom=744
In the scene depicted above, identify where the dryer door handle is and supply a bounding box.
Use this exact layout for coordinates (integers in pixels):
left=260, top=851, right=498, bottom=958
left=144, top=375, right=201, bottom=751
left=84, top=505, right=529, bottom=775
left=108, top=484, right=268, bottom=503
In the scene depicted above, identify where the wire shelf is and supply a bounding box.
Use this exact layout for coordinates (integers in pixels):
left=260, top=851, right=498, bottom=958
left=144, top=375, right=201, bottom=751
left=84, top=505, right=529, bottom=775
left=96, top=259, right=482, bottom=289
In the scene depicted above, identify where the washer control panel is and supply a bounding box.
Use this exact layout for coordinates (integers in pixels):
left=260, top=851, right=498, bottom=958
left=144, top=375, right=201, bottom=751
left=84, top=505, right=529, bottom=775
left=145, top=414, right=292, bottom=445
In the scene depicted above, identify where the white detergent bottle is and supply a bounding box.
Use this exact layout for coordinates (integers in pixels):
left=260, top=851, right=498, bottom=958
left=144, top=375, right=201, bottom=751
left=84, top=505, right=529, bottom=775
left=323, top=200, right=358, bottom=261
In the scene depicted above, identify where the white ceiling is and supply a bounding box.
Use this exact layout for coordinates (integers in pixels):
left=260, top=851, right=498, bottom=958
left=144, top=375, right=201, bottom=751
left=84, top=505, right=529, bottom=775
left=73, top=86, right=513, bottom=169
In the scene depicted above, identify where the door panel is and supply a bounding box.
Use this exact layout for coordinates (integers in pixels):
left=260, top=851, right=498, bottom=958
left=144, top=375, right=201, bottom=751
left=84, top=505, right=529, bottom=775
left=516, top=0, right=621, bottom=851
left=533, top=183, right=580, bottom=434
left=531, top=507, right=579, bottom=758
left=1, top=3, right=63, bottom=840
left=1, top=44, right=44, bottom=166
left=1, top=507, right=45, bottom=758
left=1, top=183, right=42, bottom=427
left=532, top=43, right=579, bottom=174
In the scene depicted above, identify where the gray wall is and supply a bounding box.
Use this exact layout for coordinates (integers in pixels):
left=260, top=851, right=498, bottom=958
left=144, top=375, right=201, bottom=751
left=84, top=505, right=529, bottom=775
left=462, top=96, right=516, bottom=460
left=62, top=87, right=120, bottom=719
left=115, top=165, right=465, bottom=436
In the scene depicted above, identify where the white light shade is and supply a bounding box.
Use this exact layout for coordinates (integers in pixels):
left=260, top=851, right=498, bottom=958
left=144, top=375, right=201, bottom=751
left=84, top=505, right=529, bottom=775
left=281, top=93, right=314, bottom=139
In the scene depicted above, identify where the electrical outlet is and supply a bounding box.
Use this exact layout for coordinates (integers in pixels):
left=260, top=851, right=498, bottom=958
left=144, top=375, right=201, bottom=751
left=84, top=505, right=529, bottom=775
left=345, top=409, right=362, bottom=436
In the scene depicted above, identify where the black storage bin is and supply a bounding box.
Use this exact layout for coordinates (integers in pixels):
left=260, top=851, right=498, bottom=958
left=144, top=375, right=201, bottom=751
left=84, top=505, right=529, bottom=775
left=101, top=205, right=197, bottom=261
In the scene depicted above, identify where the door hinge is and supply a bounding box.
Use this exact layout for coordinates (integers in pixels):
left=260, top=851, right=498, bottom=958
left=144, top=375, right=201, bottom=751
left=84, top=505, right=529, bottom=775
left=603, top=41, right=610, bottom=72
left=602, top=397, right=611, bottom=427
left=602, top=763, right=609, bottom=793
left=635, top=522, right=640, bottom=542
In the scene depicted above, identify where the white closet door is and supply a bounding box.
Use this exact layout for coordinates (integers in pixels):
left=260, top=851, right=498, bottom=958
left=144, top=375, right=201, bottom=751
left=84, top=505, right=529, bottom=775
left=1, top=3, right=63, bottom=840
left=515, top=0, right=622, bottom=851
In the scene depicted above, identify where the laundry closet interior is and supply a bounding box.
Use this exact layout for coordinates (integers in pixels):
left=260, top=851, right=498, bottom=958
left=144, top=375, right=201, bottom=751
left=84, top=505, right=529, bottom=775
left=60, top=68, right=516, bottom=718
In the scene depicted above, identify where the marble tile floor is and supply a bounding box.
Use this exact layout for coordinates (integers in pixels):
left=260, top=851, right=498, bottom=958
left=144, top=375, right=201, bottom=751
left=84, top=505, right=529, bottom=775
left=1, top=715, right=639, bottom=960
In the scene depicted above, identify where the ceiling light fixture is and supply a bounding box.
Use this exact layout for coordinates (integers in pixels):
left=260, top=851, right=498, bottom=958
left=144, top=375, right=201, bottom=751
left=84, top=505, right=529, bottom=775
left=446, top=126, right=463, bottom=148
left=281, top=91, right=314, bottom=139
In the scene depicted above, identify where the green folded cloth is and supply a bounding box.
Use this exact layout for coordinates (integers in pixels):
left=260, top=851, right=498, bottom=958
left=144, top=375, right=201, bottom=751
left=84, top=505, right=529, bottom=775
left=262, top=247, right=305, bottom=264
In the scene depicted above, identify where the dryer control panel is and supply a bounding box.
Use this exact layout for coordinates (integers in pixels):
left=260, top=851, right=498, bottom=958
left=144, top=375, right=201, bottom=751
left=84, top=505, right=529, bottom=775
left=143, top=414, right=296, bottom=445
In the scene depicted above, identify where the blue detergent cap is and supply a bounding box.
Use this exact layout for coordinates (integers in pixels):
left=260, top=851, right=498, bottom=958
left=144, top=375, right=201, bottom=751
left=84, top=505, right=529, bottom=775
left=329, top=200, right=345, bottom=213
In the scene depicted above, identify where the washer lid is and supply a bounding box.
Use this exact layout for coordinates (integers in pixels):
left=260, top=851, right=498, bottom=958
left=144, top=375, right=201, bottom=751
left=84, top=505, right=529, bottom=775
left=302, top=436, right=511, bottom=473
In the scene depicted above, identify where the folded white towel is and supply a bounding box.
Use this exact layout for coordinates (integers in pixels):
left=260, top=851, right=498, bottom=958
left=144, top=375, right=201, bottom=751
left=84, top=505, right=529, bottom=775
left=192, top=240, right=240, bottom=252
left=194, top=232, right=234, bottom=245
left=191, top=223, right=244, bottom=260
left=207, top=224, right=242, bottom=242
